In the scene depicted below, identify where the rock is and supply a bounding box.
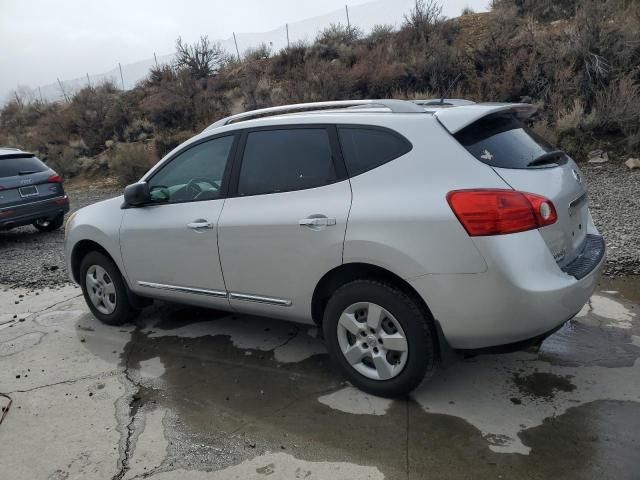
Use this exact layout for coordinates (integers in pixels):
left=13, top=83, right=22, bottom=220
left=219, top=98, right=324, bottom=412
left=588, top=149, right=609, bottom=163
left=624, top=158, right=640, bottom=170
left=105, top=140, right=114, bottom=149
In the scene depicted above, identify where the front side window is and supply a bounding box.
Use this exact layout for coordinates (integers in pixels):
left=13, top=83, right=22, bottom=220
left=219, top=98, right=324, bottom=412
left=338, top=127, right=412, bottom=177
left=148, top=135, right=234, bottom=203
left=237, top=129, right=336, bottom=196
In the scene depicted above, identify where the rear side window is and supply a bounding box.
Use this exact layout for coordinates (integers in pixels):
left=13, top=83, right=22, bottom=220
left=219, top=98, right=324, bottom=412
left=454, top=114, right=558, bottom=169
left=0, top=156, right=49, bottom=177
left=238, top=129, right=336, bottom=196
left=338, top=127, right=412, bottom=177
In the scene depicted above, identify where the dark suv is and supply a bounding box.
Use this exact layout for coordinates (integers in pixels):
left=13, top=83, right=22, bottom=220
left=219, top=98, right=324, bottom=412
left=0, top=147, right=69, bottom=232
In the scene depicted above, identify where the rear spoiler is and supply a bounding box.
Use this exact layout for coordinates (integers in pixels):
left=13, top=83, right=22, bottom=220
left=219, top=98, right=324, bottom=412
left=432, top=103, right=537, bottom=134
left=0, top=153, right=35, bottom=160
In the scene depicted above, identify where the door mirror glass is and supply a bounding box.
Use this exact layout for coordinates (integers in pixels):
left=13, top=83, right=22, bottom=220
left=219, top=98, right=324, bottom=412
left=123, top=182, right=151, bottom=207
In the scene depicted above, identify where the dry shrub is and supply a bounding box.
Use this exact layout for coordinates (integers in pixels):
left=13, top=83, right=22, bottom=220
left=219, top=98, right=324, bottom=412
left=109, top=142, right=157, bottom=185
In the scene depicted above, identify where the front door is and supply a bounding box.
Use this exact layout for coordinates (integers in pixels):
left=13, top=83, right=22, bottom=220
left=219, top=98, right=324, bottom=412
left=218, top=127, right=352, bottom=322
left=120, top=134, right=236, bottom=307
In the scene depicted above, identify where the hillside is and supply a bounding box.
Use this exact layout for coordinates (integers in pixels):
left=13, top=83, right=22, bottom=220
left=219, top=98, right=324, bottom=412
left=1, top=0, right=639, bottom=184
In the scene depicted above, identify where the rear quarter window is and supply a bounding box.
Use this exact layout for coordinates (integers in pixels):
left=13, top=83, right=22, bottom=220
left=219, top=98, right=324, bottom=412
left=338, top=127, right=412, bottom=177
left=0, top=156, right=49, bottom=177
left=454, top=114, right=557, bottom=169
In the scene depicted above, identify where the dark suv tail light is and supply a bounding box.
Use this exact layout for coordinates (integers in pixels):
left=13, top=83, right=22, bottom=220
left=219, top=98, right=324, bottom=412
left=447, top=189, right=557, bottom=236
left=47, top=173, right=62, bottom=183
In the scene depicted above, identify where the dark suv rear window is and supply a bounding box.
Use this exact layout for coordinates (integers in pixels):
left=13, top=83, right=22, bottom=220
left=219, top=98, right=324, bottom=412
left=454, top=114, right=557, bottom=169
left=338, top=127, right=412, bottom=177
left=0, top=156, right=49, bottom=177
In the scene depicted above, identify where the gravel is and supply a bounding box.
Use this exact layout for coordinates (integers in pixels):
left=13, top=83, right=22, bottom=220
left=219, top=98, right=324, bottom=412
left=582, top=162, right=640, bottom=276
left=0, top=185, right=121, bottom=290
left=0, top=163, right=638, bottom=290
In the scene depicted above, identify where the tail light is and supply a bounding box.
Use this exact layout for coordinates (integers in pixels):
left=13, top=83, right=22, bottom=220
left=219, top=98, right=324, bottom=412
left=447, top=189, right=557, bottom=236
left=47, top=173, right=62, bottom=183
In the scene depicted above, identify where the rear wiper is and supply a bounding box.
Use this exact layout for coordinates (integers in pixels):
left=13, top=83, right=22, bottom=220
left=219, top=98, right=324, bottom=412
left=18, top=170, right=38, bottom=175
left=526, top=150, right=566, bottom=168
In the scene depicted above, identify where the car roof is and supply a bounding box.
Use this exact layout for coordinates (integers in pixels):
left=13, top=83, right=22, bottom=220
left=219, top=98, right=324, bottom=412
left=203, top=99, right=536, bottom=134
left=0, top=147, right=32, bottom=159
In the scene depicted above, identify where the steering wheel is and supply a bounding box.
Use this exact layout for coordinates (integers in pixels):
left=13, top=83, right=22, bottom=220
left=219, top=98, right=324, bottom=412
left=185, top=177, right=216, bottom=198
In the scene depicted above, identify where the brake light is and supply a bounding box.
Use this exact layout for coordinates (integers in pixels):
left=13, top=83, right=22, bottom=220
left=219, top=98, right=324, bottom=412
left=48, top=173, right=62, bottom=183
left=447, top=189, right=557, bottom=236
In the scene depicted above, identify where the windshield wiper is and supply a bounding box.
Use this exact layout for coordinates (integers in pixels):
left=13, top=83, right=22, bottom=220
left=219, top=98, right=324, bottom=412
left=526, top=150, right=566, bottom=168
left=18, top=170, right=38, bottom=175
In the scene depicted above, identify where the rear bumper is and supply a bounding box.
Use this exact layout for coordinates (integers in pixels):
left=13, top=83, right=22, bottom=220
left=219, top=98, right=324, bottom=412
left=0, top=195, right=69, bottom=229
left=409, top=229, right=605, bottom=349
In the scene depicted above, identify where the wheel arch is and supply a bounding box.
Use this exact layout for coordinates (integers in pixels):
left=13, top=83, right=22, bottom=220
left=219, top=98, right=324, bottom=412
left=70, top=239, right=117, bottom=284
left=311, top=262, right=435, bottom=327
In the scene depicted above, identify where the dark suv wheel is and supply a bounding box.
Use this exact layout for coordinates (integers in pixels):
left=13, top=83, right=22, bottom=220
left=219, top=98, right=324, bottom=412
left=79, top=251, right=140, bottom=326
left=33, top=213, right=64, bottom=232
left=323, top=279, right=438, bottom=398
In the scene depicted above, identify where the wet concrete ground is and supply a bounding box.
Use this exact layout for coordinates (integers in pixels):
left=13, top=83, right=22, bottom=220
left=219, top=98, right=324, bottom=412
left=0, top=278, right=639, bottom=479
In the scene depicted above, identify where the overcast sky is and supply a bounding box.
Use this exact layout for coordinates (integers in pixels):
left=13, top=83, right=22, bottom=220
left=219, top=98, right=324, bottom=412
left=0, top=0, right=489, bottom=97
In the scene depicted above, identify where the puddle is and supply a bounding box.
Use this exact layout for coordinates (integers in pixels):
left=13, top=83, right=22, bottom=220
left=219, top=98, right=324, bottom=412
left=512, top=372, right=575, bottom=400
left=540, top=319, right=640, bottom=367
left=67, top=278, right=640, bottom=478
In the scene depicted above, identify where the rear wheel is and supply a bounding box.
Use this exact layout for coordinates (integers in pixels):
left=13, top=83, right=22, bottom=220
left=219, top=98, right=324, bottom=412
left=33, top=213, right=64, bottom=232
left=323, top=279, right=438, bottom=398
left=80, top=251, right=139, bottom=326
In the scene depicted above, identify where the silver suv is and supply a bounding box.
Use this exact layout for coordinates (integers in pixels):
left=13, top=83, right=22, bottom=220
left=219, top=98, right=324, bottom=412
left=65, top=99, right=605, bottom=398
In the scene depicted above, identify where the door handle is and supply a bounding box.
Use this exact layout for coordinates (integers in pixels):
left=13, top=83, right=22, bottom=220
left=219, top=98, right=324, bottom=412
left=187, top=220, right=213, bottom=230
left=299, top=217, right=337, bottom=227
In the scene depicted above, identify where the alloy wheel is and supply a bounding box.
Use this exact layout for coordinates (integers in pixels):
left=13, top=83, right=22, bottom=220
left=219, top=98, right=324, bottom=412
left=86, top=265, right=117, bottom=315
left=336, top=302, right=409, bottom=381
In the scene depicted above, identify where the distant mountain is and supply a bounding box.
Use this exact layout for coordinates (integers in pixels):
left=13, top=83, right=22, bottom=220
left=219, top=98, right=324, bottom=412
left=15, top=0, right=485, bottom=103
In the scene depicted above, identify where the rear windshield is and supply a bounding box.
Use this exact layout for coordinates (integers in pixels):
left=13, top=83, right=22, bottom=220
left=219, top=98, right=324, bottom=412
left=454, top=114, right=558, bottom=169
left=0, top=156, right=49, bottom=177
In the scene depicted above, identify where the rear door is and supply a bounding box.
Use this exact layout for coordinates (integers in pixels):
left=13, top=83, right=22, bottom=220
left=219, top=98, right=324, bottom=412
left=453, top=112, right=589, bottom=267
left=0, top=155, right=62, bottom=208
left=217, top=126, right=351, bottom=322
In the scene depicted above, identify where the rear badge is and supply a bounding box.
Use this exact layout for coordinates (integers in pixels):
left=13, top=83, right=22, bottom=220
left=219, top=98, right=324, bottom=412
left=572, top=169, right=582, bottom=184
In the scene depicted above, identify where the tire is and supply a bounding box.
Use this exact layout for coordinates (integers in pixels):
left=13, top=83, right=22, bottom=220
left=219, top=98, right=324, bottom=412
left=322, top=279, right=438, bottom=398
left=79, top=251, right=140, bottom=326
left=33, top=213, right=64, bottom=232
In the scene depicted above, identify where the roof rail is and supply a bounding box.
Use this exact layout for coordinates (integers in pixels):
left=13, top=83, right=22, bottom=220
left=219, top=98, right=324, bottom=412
left=205, top=99, right=426, bottom=131
left=413, top=99, right=476, bottom=107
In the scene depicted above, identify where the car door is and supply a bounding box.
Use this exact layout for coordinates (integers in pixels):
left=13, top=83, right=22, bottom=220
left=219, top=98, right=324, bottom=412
left=218, top=126, right=352, bottom=323
left=120, top=134, right=237, bottom=308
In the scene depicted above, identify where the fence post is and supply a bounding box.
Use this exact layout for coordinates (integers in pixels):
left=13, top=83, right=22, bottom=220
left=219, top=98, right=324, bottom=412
left=118, top=63, right=125, bottom=90
left=38, top=87, right=43, bottom=103
left=233, top=32, right=241, bottom=61
left=286, top=23, right=290, bottom=49
left=57, top=78, right=70, bottom=103
left=345, top=4, right=351, bottom=31
left=86, top=73, right=91, bottom=88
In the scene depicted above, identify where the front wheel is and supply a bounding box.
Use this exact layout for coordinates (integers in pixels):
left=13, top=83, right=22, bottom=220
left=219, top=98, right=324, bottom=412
left=79, top=251, right=140, bottom=326
left=323, top=279, right=438, bottom=398
left=33, top=213, right=64, bottom=232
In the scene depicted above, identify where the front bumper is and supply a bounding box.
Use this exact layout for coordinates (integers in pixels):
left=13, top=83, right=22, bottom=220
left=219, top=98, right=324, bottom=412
left=0, top=195, right=70, bottom=230
left=409, top=229, right=605, bottom=349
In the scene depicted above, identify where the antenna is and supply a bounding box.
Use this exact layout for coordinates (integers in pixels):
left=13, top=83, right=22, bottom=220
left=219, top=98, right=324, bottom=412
left=440, top=73, right=463, bottom=105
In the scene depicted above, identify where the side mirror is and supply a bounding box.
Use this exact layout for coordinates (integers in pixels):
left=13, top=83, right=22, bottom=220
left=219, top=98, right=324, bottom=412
left=123, top=182, right=150, bottom=208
